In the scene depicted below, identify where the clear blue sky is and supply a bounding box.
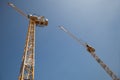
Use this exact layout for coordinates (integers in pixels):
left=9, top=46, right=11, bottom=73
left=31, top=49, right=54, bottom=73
left=1, top=0, right=120, bottom=80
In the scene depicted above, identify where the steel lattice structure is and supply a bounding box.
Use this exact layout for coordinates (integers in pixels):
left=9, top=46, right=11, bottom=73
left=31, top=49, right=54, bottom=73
left=19, top=20, right=36, bottom=80
left=8, top=2, right=48, bottom=80
left=59, top=26, right=120, bottom=80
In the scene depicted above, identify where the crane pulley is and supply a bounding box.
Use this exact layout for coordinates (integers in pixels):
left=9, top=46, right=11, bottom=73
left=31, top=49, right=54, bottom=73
left=59, top=26, right=120, bottom=80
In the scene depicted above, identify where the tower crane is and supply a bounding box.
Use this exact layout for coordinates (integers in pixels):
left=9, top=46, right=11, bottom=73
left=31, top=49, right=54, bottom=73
left=59, top=26, right=120, bottom=80
left=8, top=2, right=48, bottom=80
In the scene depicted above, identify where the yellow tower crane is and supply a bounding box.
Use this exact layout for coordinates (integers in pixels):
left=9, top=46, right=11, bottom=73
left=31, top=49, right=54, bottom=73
left=59, top=26, right=120, bottom=80
left=8, top=2, right=48, bottom=80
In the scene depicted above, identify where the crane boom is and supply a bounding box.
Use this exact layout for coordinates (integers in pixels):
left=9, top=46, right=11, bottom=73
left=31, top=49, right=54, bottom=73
left=59, top=26, right=120, bottom=80
left=59, top=26, right=86, bottom=47
left=8, top=2, right=28, bottom=18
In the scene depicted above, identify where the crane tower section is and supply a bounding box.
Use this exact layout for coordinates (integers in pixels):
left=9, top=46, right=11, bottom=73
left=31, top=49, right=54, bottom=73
left=8, top=2, right=48, bottom=80
left=19, top=15, right=48, bottom=80
left=19, top=20, right=35, bottom=80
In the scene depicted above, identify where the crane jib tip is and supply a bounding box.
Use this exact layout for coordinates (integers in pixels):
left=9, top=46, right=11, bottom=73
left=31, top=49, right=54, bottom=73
left=8, top=2, right=15, bottom=7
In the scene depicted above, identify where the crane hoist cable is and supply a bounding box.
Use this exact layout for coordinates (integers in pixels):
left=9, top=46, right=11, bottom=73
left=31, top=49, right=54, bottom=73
left=59, top=26, right=120, bottom=80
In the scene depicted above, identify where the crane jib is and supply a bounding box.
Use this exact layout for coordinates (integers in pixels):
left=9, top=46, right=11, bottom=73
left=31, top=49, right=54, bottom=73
left=59, top=26, right=120, bottom=80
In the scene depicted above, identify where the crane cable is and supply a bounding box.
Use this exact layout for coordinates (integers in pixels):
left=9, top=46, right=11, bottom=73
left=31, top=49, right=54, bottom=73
left=59, top=26, right=120, bottom=80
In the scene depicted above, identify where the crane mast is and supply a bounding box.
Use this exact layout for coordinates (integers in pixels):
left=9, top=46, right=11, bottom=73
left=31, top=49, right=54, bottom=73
left=8, top=2, right=48, bottom=80
left=59, top=26, right=120, bottom=80
left=19, top=20, right=36, bottom=80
